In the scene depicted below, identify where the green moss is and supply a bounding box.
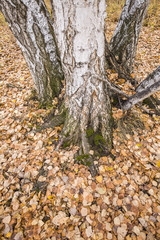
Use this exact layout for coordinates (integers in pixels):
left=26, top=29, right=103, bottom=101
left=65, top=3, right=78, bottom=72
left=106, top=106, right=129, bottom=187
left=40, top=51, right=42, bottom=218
left=94, top=134, right=105, bottom=146
left=86, top=128, right=94, bottom=138
left=112, top=97, right=118, bottom=106
left=86, top=161, right=91, bottom=166
left=38, top=101, right=53, bottom=109
left=28, top=124, right=34, bottom=128
left=63, top=141, right=70, bottom=148
left=76, top=154, right=92, bottom=166
left=76, top=154, right=90, bottom=161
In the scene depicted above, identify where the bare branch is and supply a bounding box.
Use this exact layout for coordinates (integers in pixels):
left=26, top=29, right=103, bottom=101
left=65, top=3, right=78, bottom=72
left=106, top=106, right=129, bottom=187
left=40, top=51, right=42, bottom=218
left=122, top=66, right=160, bottom=110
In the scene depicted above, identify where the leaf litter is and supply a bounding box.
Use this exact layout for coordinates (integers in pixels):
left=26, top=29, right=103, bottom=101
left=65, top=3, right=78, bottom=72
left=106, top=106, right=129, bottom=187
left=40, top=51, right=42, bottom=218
left=0, top=12, right=160, bottom=240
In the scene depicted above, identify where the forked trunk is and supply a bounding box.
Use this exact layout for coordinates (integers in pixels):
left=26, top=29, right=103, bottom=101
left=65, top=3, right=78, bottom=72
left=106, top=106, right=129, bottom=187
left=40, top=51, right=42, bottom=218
left=109, top=0, right=150, bottom=72
left=51, top=0, right=113, bottom=153
left=0, top=0, right=63, bottom=104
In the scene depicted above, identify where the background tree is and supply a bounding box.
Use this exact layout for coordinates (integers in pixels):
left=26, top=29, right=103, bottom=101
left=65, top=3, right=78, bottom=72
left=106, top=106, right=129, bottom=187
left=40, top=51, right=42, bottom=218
left=0, top=0, right=63, bottom=104
left=109, top=0, right=150, bottom=73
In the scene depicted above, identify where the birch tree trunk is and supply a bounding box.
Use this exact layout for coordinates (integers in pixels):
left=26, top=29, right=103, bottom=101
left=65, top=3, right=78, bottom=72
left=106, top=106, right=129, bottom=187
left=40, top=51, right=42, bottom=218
left=0, top=0, right=63, bottom=104
left=51, top=0, right=113, bottom=153
left=109, top=0, right=150, bottom=72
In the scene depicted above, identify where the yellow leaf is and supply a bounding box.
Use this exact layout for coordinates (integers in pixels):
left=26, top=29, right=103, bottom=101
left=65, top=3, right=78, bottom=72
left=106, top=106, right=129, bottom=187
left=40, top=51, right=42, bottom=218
left=13, top=100, right=16, bottom=103
left=101, top=156, right=108, bottom=162
left=136, top=143, right=141, bottom=147
left=55, top=127, right=62, bottom=132
left=48, top=196, right=53, bottom=200
left=130, top=73, right=135, bottom=78
left=118, top=78, right=125, bottom=84
left=53, top=139, right=58, bottom=142
left=5, top=232, right=11, bottom=238
left=48, top=141, right=52, bottom=145
left=156, top=161, right=160, bottom=168
left=75, top=168, right=78, bottom=173
left=154, top=116, right=159, bottom=121
left=46, top=146, right=53, bottom=151
left=106, top=167, right=113, bottom=171
left=96, top=175, right=103, bottom=183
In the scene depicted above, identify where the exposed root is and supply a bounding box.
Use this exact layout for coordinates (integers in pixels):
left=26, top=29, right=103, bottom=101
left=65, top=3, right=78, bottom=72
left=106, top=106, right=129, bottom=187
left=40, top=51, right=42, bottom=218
left=81, top=132, right=90, bottom=154
left=115, top=110, right=145, bottom=139
left=35, top=101, right=66, bottom=132
left=74, top=154, right=98, bottom=177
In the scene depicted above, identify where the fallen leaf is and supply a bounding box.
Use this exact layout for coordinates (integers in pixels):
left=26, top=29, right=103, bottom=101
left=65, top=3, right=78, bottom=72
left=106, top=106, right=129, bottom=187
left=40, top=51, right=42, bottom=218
left=96, top=175, right=103, bottom=183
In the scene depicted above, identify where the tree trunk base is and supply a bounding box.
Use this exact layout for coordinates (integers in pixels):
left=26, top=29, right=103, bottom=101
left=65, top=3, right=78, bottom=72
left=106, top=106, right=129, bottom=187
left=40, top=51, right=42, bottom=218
left=61, top=110, right=113, bottom=156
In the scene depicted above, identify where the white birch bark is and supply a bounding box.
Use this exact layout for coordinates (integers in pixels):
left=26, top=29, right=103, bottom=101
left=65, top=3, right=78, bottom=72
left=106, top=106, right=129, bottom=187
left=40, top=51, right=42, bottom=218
left=123, top=66, right=160, bottom=110
left=136, top=66, right=160, bottom=93
left=51, top=0, right=112, bottom=152
left=110, top=0, right=150, bottom=72
left=0, top=0, right=63, bottom=103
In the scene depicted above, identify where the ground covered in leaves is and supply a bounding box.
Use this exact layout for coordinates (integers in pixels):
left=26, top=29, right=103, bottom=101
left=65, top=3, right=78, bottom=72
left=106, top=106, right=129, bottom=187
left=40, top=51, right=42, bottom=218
left=0, top=12, right=160, bottom=240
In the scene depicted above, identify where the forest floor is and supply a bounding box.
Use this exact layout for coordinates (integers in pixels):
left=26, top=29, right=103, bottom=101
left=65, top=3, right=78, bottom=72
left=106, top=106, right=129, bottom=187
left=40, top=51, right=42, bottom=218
left=0, top=10, right=160, bottom=240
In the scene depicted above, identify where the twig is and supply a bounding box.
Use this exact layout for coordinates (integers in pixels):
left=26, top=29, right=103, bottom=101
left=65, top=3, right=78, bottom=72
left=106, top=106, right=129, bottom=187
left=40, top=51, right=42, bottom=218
left=55, top=137, right=65, bottom=151
left=95, top=74, right=129, bottom=98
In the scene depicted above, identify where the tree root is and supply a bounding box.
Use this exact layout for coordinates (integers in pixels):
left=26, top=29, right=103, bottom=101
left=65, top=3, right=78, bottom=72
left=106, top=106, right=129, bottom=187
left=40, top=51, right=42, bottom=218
left=74, top=154, right=98, bottom=177
left=35, top=101, right=66, bottom=132
left=35, top=113, right=65, bottom=132
left=115, top=111, right=145, bottom=139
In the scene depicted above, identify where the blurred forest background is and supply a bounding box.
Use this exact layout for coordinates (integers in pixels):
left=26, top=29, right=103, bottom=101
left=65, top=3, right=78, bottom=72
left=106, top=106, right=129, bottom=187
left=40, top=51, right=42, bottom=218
left=0, top=0, right=159, bottom=33
left=44, top=0, right=160, bottom=29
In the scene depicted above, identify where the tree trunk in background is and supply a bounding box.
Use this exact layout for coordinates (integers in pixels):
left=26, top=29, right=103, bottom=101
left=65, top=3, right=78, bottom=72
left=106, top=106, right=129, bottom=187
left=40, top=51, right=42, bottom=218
left=123, top=66, right=160, bottom=110
left=0, top=0, right=63, bottom=104
left=109, top=0, right=150, bottom=72
left=51, top=0, right=113, bottom=153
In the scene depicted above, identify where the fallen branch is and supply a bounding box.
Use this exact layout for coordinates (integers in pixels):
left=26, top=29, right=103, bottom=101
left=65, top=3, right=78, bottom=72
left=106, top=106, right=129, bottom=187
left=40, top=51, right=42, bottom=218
left=122, top=66, right=160, bottom=110
left=136, top=66, right=160, bottom=93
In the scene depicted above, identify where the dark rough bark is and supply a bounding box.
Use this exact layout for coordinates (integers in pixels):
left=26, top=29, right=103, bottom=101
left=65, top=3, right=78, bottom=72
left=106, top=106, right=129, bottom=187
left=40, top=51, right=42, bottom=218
left=109, top=0, right=150, bottom=72
left=0, top=0, right=63, bottom=104
left=105, top=39, right=138, bottom=85
left=122, top=66, right=160, bottom=110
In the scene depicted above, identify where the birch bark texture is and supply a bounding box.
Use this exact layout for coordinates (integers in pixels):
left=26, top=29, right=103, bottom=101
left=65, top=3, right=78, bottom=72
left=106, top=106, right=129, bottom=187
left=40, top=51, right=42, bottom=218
left=0, top=0, right=63, bottom=103
left=51, top=0, right=112, bottom=152
left=110, top=0, right=150, bottom=72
